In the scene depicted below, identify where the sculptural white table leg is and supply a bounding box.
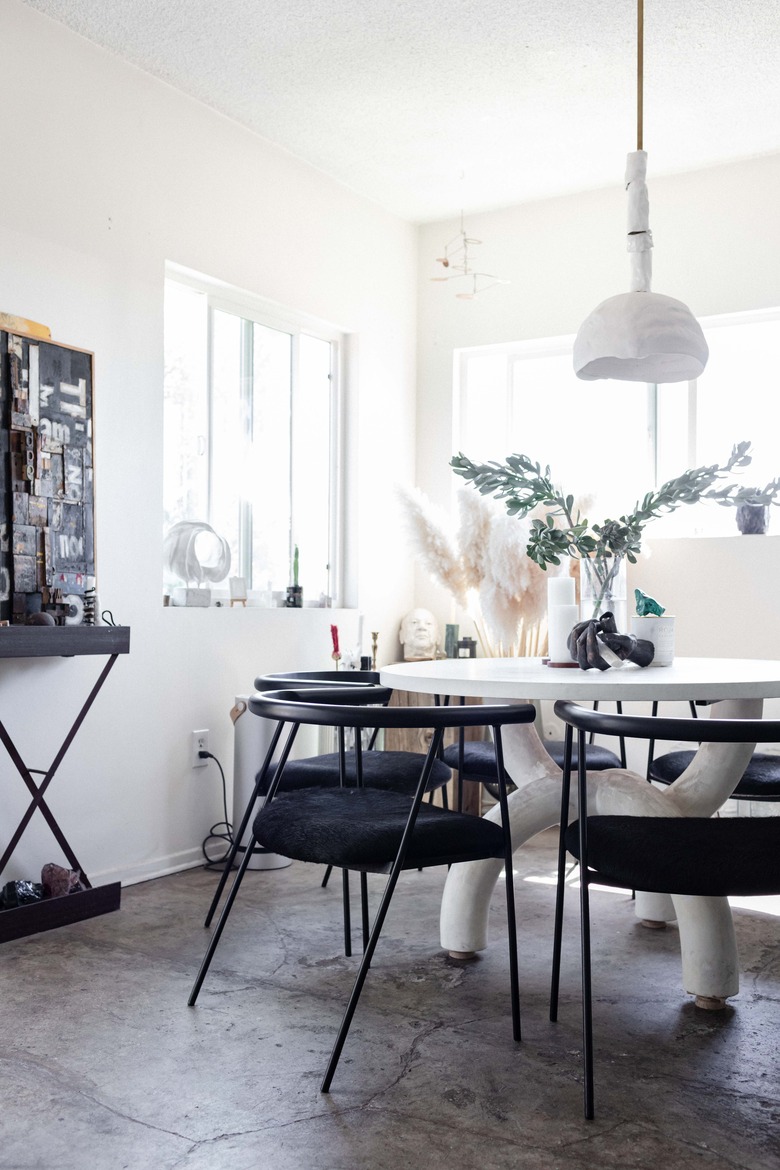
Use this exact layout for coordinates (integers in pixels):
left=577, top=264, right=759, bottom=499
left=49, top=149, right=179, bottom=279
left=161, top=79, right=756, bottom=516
left=440, top=697, right=760, bottom=1005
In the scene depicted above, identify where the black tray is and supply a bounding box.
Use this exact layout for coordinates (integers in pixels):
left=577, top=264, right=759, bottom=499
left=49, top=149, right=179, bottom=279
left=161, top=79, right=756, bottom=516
left=0, top=882, right=121, bottom=943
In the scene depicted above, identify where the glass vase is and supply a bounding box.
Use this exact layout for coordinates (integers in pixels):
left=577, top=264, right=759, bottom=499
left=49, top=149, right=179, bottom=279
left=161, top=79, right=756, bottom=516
left=579, top=554, right=627, bottom=630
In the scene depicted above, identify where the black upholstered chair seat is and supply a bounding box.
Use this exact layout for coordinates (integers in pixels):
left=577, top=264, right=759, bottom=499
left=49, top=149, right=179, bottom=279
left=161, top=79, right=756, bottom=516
left=650, top=749, right=780, bottom=798
left=261, top=749, right=451, bottom=795
left=543, top=741, right=622, bottom=771
left=442, top=738, right=621, bottom=777
left=565, top=815, right=780, bottom=897
left=255, top=787, right=505, bottom=870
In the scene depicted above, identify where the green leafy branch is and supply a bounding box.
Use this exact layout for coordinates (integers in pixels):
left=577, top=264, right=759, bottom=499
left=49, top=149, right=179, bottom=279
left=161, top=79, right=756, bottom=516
left=451, top=441, right=780, bottom=575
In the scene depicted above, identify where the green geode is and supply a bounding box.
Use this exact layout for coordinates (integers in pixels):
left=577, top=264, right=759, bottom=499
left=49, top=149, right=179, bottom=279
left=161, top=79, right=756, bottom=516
left=634, top=588, right=665, bottom=617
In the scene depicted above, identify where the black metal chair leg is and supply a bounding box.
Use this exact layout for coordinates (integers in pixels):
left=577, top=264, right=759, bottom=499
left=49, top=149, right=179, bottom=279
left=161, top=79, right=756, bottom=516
left=189, top=830, right=258, bottom=1005
left=321, top=865, right=333, bottom=888
left=360, top=872, right=369, bottom=952
left=204, top=719, right=290, bottom=927
left=580, top=851, right=595, bottom=1120
left=575, top=727, right=595, bottom=1120
left=321, top=860, right=405, bottom=1092
left=493, top=729, right=521, bottom=1042
left=550, top=725, right=574, bottom=1022
left=342, top=869, right=352, bottom=958
left=615, top=701, right=627, bottom=768
left=457, top=697, right=466, bottom=812
left=321, top=729, right=447, bottom=1092
left=504, top=859, right=521, bottom=1042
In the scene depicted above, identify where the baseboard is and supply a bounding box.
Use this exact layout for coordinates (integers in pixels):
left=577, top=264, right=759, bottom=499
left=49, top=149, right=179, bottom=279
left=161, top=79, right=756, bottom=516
left=90, top=847, right=207, bottom=888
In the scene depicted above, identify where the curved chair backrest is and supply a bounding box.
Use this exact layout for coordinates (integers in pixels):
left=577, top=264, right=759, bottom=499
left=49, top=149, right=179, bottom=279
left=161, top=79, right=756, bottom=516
left=553, top=699, right=780, bottom=745
left=255, top=669, right=381, bottom=691
left=252, top=688, right=536, bottom=732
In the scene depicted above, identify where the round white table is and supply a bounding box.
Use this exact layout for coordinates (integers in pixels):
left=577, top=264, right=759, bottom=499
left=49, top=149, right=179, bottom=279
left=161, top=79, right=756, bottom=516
left=380, top=657, right=780, bottom=1006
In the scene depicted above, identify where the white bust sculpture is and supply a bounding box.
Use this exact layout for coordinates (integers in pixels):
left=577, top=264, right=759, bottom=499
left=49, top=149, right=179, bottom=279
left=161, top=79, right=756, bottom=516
left=399, top=607, right=439, bottom=661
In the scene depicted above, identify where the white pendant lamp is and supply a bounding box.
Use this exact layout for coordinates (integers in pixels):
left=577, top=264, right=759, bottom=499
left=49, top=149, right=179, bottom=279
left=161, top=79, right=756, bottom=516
left=573, top=0, right=708, bottom=383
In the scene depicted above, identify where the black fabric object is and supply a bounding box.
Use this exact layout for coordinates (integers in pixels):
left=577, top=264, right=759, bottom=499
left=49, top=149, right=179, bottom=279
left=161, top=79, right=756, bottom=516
left=441, top=738, right=621, bottom=777
left=257, top=750, right=451, bottom=795
left=254, top=787, right=505, bottom=869
left=650, top=749, right=780, bottom=798
left=543, top=741, right=622, bottom=771
left=565, top=815, right=780, bottom=897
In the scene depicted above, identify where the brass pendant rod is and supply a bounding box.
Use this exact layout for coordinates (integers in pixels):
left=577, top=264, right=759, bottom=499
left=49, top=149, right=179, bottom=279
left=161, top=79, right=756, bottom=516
left=637, top=0, right=644, bottom=150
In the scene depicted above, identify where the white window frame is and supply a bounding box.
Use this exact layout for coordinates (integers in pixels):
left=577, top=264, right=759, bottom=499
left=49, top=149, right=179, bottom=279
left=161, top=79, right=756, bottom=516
left=454, top=305, right=780, bottom=540
left=165, top=262, right=347, bottom=604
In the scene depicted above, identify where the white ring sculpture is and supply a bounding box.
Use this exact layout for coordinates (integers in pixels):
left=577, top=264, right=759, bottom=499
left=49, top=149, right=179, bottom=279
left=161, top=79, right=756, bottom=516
left=163, top=520, right=231, bottom=585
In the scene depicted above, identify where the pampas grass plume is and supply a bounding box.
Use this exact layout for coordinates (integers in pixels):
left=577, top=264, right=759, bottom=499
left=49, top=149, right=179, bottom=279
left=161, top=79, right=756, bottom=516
left=396, top=486, right=468, bottom=605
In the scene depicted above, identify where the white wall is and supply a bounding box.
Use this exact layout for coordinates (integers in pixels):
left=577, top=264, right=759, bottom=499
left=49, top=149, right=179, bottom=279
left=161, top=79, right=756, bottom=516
left=415, top=154, right=780, bottom=667
left=0, top=2, right=419, bottom=884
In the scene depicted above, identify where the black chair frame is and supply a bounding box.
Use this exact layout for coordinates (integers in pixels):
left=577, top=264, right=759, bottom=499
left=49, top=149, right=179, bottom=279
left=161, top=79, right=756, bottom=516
left=255, top=671, right=451, bottom=898
left=549, top=699, right=780, bottom=1119
left=646, top=698, right=780, bottom=803
left=445, top=698, right=627, bottom=812
left=189, top=686, right=536, bottom=1093
left=203, top=672, right=393, bottom=951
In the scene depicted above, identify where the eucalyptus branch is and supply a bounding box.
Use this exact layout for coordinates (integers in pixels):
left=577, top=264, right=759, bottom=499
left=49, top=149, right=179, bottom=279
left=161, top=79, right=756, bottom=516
left=452, top=440, right=780, bottom=579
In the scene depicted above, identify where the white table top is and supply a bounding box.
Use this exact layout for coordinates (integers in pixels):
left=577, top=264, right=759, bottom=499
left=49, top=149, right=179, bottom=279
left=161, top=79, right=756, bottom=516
left=381, top=657, right=780, bottom=703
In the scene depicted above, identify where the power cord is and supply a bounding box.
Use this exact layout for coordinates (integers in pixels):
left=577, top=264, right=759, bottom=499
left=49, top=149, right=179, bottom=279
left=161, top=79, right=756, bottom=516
left=199, top=750, right=234, bottom=869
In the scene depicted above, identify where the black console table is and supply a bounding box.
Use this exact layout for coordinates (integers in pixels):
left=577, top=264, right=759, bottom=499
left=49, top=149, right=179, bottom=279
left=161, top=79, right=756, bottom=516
left=0, top=625, right=131, bottom=943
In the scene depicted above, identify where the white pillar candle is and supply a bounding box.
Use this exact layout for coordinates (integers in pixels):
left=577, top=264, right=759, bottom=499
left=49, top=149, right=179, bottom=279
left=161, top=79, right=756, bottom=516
left=548, top=603, right=580, bottom=664
left=547, top=576, right=575, bottom=607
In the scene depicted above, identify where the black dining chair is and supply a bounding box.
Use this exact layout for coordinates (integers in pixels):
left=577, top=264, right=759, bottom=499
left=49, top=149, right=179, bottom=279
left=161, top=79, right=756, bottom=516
left=549, top=698, right=780, bottom=1120
left=646, top=699, right=780, bottom=803
left=203, top=669, right=452, bottom=956
left=442, top=700, right=626, bottom=811
left=189, top=686, right=537, bottom=1092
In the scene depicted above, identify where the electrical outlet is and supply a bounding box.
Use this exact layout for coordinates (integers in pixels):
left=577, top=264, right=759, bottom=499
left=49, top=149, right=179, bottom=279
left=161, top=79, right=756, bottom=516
left=191, top=729, right=209, bottom=768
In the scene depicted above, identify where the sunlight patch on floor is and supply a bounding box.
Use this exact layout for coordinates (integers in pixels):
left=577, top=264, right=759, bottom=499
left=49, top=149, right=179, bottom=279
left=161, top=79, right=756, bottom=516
left=523, top=872, right=632, bottom=896
left=522, top=873, right=780, bottom=916
left=729, top=893, right=780, bottom=917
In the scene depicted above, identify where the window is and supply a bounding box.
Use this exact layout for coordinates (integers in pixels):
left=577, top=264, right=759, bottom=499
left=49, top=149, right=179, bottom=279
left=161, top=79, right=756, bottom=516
left=455, top=337, right=654, bottom=522
left=455, top=307, right=780, bottom=537
left=657, top=308, right=780, bottom=536
left=164, top=270, right=344, bottom=602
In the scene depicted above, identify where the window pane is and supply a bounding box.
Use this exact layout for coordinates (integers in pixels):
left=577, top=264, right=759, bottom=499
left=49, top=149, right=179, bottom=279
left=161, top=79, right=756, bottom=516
left=291, top=334, right=333, bottom=602
left=250, top=322, right=292, bottom=591
left=656, top=383, right=690, bottom=485
left=163, top=281, right=208, bottom=533
left=507, top=355, right=653, bottom=521
left=695, top=318, right=780, bottom=535
left=458, top=354, right=509, bottom=461
left=210, top=308, right=243, bottom=579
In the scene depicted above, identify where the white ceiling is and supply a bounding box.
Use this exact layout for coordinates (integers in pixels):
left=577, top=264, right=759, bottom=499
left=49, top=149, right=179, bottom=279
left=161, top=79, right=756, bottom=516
left=21, top=0, right=780, bottom=222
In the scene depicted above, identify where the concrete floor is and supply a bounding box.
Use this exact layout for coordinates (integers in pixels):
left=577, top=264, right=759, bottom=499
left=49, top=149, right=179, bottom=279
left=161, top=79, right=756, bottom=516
left=2, top=829, right=780, bottom=1170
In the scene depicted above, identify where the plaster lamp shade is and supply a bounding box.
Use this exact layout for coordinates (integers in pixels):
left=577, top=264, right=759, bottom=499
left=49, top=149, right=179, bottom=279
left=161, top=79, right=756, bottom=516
left=574, top=153, right=708, bottom=382
left=574, top=3, right=708, bottom=383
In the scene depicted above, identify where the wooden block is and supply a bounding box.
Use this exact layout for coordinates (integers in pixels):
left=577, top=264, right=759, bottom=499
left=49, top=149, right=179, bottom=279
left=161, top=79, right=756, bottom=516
left=0, top=312, right=51, bottom=340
